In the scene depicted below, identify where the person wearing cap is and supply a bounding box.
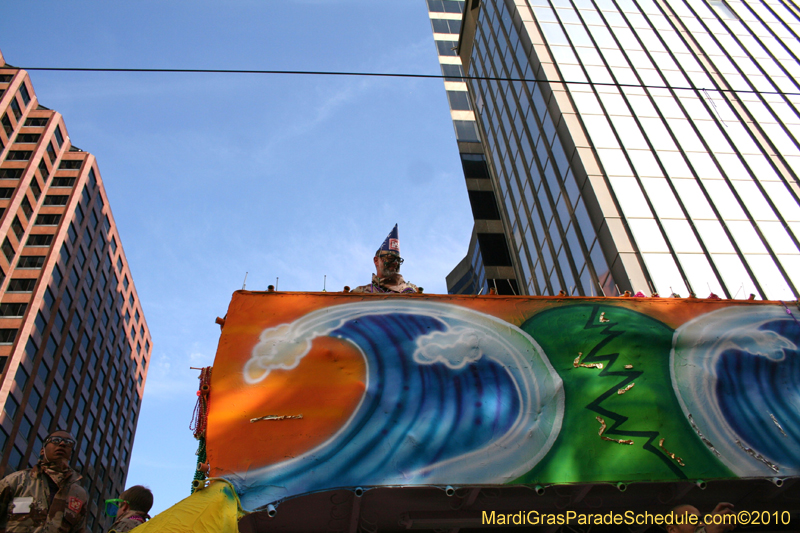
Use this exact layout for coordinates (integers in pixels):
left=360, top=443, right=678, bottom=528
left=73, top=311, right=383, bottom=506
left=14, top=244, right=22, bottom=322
left=352, top=224, right=419, bottom=294
left=104, top=485, right=153, bottom=533
left=0, top=430, right=88, bottom=533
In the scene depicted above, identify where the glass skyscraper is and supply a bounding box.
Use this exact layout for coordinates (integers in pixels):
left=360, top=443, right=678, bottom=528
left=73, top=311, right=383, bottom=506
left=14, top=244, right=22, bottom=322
left=445, top=0, right=800, bottom=299
left=427, top=0, right=524, bottom=295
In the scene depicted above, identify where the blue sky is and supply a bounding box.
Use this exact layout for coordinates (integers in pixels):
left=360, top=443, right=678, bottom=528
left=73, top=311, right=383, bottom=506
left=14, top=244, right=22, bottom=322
left=2, top=0, right=474, bottom=514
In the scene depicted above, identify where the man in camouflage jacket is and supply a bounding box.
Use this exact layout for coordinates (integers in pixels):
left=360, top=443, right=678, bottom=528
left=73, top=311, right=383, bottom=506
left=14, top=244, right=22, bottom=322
left=0, top=431, right=87, bottom=533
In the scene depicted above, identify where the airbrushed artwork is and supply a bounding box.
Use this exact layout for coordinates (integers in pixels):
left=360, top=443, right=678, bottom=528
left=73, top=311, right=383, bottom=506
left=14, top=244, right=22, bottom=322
left=205, top=292, right=800, bottom=511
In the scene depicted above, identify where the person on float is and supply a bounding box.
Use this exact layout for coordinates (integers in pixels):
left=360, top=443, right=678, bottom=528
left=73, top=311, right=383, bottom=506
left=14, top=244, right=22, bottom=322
left=352, top=224, right=419, bottom=294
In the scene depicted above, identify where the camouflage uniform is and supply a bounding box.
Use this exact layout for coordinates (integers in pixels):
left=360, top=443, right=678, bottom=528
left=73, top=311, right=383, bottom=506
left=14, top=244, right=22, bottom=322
left=0, top=462, right=87, bottom=533
left=106, top=510, right=147, bottom=533
left=352, top=274, right=419, bottom=294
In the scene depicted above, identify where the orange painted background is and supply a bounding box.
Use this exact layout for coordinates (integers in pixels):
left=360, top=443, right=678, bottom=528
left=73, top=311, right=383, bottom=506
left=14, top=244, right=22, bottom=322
left=205, top=291, right=784, bottom=477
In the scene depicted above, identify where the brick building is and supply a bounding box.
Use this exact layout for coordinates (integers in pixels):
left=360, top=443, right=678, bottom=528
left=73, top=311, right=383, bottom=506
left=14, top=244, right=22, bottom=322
left=0, top=48, right=152, bottom=531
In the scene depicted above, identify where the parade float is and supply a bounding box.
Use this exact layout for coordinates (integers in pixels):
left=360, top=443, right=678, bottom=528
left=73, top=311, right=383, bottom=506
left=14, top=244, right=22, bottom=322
left=175, top=291, right=799, bottom=532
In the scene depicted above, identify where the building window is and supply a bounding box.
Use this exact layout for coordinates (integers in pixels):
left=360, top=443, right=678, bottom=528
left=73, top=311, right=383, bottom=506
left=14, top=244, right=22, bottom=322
left=15, top=133, right=40, bottom=144
left=38, top=159, right=50, bottom=181
left=19, top=85, right=31, bottom=106
left=52, top=177, right=76, bottom=188
left=4, top=395, right=19, bottom=418
left=29, top=388, right=41, bottom=412
left=41, top=408, right=53, bottom=433
left=476, top=233, right=513, bottom=267
left=53, top=266, right=64, bottom=289
left=0, top=329, right=18, bottom=344
left=3, top=237, right=17, bottom=263
left=487, top=278, right=520, bottom=296
left=54, top=127, right=64, bottom=148
left=30, top=180, right=41, bottom=200
left=432, top=18, right=462, bottom=34
left=44, top=195, right=69, bottom=206
left=11, top=217, right=24, bottom=240
left=35, top=214, right=61, bottom=226
left=707, top=0, right=737, bottom=18
left=454, top=120, right=480, bottom=142
left=75, top=248, right=86, bottom=268
left=20, top=197, right=32, bottom=219
left=62, top=290, right=73, bottom=313
left=17, top=255, right=44, bottom=269
left=461, top=153, right=490, bottom=178
left=69, top=267, right=80, bottom=289
left=58, top=160, right=81, bottom=170
left=25, top=117, right=48, bottom=127
left=441, top=63, right=465, bottom=82
left=0, top=169, right=22, bottom=181
left=427, top=0, right=464, bottom=14
left=14, top=365, right=29, bottom=392
left=7, top=446, right=24, bottom=471
left=2, top=115, right=12, bottom=136
left=6, top=150, right=32, bottom=161
left=9, top=98, right=21, bottom=120
left=6, top=278, right=35, bottom=292
left=0, top=303, right=27, bottom=317
left=468, top=190, right=502, bottom=220
left=436, top=40, right=459, bottom=56
left=447, top=91, right=472, bottom=111
left=46, top=143, right=56, bottom=166
left=26, top=234, right=53, bottom=247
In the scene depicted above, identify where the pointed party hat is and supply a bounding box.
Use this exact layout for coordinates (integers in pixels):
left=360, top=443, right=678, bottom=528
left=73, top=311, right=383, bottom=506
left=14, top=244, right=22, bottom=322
left=377, top=224, right=400, bottom=255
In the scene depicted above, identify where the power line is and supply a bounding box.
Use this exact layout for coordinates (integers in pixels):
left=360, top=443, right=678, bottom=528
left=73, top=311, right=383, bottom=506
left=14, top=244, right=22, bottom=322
left=19, top=66, right=800, bottom=97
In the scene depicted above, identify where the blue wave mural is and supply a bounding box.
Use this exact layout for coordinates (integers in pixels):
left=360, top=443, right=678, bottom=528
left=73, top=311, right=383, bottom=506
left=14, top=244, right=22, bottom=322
left=672, top=306, right=800, bottom=476
left=233, top=301, right=564, bottom=511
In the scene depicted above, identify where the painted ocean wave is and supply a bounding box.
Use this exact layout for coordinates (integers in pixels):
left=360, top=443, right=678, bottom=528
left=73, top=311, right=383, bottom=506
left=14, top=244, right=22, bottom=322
left=233, top=301, right=564, bottom=510
left=671, top=306, right=800, bottom=476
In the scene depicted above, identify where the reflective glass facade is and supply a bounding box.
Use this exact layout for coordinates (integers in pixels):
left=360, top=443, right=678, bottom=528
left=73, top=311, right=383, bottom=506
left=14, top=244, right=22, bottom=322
left=428, top=0, right=524, bottom=295
left=458, top=0, right=800, bottom=299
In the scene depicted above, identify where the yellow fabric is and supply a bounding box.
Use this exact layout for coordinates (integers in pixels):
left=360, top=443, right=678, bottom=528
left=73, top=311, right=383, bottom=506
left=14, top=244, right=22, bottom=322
left=128, top=480, right=244, bottom=533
